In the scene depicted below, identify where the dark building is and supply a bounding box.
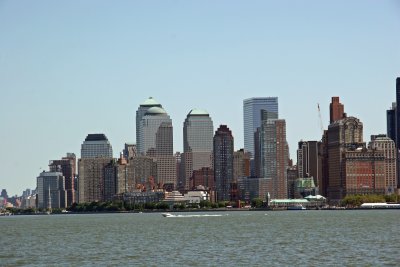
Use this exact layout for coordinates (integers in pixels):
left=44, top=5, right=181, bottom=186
left=396, top=78, right=400, bottom=147
left=49, top=153, right=76, bottom=206
left=287, top=166, right=298, bottom=199
left=214, top=125, right=234, bottom=202
left=329, top=97, right=344, bottom=124
left=297, top=141, right=322, bottom=190
left=386, top=103, right=396, bottom=142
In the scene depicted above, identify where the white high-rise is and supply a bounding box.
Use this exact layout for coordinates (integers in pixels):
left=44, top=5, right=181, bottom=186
left=136, top=97, right=162, bottom=154
left=137, top=102, right=176, bottom=187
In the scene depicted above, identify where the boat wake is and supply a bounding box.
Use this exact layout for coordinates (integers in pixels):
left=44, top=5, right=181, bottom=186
left=162, top=213, right=224, bottom=218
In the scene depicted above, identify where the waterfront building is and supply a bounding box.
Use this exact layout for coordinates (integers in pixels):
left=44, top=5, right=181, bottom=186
left=329, top=97, right=345, bottom=124
left=78, top=134, right=114, bottom=203
left=49, top=153, right=76, bottom=207
left=343, top=147, right=386, bottom=195
left=214, top=125, right=234, bottom=202
left=78, top=158, right=113, bottom=203
left=117, top=191, right=165, bottom=204
left=184, top=190, right=210, bottom=204
left=237, top=177, right=271, bottom=203
left=243, top=97, right=278, bottom=159
left=132, top=156, right=158, bottom=191
left=297, top=141, right=322, bottom=190
left=287, top=166, right=298, bottom=199
left=294, top=177, right=318, bottom=198
left=103, top=155, right=135, bottom=201
left=369, top=135, right=397, bottom=194
left=81, top=134, right=113, bottom=158
left=259, top=110, right=288, bottom=199
left=182, top=109, right=214, bottom=190
left=326, top=116, right=364, bottom=201
left=36, top=171, right=67, bottom=209
left=233, top=149, right=251, bottom=182
left=190, top=167, right=214, bottom=191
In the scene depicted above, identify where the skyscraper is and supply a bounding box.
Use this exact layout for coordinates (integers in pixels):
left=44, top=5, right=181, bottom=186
left=78, top=133, right=113, bottom=203
left=138, top=104, right=176, bottom=188
left=36, top=171, right=67, bottom=209
left=136, top=97, right=162, bottom=154
left=259, top=112, right=288, bottom=199
left=386, top=103, right=396, bottom=142
left=81, top=134, right=113, bottom=158
left=214, top=125, right=234, bottom=202
left=326, top=116, right=364, bottom=201
left=297, top=141, right=322, bottom=188
left=329, top=97, right=344, bottom=124
left=49, top=153, right=76, bottom=206
left=396, top=77, right=400, bottom=147
left=182, top=109, right=214, bottom=190
left=243, top=97, right=278, bottom=158
left=138, top=107, right=172, bottom=156
left=233, top=149, right=251, bottom=182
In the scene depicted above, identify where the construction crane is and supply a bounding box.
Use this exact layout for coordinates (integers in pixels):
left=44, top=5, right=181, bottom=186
left=317, top=103, right=324, bottom=135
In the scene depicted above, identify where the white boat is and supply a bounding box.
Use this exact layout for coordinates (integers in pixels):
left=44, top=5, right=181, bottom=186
left=287, top=205, right=306, bottom=210
left=162, top=213, right=174, bottom=217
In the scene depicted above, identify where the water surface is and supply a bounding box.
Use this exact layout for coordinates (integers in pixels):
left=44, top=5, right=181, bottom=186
left=1, top=210, right=399, bottom=266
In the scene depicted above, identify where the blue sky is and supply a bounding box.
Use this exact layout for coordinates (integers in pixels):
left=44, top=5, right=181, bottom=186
left=1, top=1, right=399, bottom=196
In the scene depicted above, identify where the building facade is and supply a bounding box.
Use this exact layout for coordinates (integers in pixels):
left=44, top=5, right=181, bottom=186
left=369, top=135, right=397, bottom=194
left=81, top=134, right=113, bottom=159
left=49, top=153, right=76, bottom=206
left=297, top=141, right=322, bottom=190
left=243, top=97, right=278, bottom=158
left=233, top=149, right=251, bottom=182
left=182, top=109, right=214, bottom=190
left=259, top=111, right=288, bottom=199
left=214, top=125, right=234, bottom=202
left=237, top=177, right=271, bottom=203
left=136, top=97, right=163, bottom=154
left=137, top=105, right=176, bottom=188
left=78, top=158, right=113, bottom=203
left=343, top=148, right=385, bottom=195
left=37, top=171, right=67, bottom=209
left=326, top=116, right=364, bottom=202
left=386, top=103, right=396, bottom=142
left=190, top=167, right=214, bottom=191
left=329, top=97, right=345, bottom=124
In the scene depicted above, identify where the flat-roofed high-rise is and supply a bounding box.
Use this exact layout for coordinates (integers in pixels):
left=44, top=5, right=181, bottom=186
left=182, top=109, right=213, bottom=190
left=214, top=125, right=234, bottom=201
left=243, top=97, right=278, bottom=158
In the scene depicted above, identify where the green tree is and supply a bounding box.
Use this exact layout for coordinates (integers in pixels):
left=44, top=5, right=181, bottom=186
left=251, top=198, right=264, bottom=208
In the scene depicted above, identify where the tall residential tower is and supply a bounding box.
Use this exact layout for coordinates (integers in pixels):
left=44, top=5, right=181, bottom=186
left=214, top=125, right=234, bottom=202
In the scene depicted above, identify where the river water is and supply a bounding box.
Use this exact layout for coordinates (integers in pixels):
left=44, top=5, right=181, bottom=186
left=1, top=210, right=399, bottom=266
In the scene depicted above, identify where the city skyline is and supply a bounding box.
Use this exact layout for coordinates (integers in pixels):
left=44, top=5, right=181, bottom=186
left=1, top=1, right=399, bottom=195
